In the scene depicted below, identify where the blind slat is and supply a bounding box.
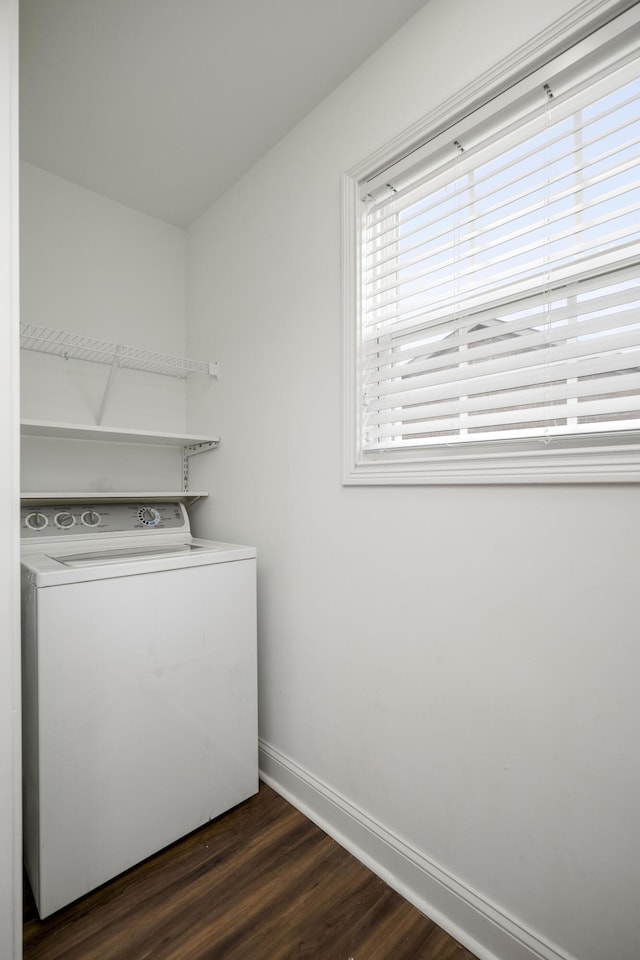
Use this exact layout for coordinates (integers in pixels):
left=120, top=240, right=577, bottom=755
left=363, top=268, right=640, bottom=355
left=367, top=349, right=640, bottom=412
left=371, top=394, right=640, bottom=441
left=367, top=295, right=640, bottom=370
left=367, top=372, right=640, bottom=427
left=364, top=205, right=640, bottom=315
left=365, top=106, right=640, bottom=257
left=366, top=418, right=640, bottom=449
left=364, top=149, right=640, bottom=290
left=368, top=308, right=640, bottom=389
left=371, top=330, right=640, bottom=403
left=364, top=239, right=640, bottom=333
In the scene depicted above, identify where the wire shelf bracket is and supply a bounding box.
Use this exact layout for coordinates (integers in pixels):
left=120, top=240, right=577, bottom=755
left=182, top=441, right=218, bottom=492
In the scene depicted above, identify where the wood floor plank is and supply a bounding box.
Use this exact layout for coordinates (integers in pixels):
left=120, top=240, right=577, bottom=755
left=23, top=783, right=479, bottom=960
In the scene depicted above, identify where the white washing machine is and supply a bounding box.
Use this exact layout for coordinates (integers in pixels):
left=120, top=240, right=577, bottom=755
left=20, top=499, right=257, bottom=918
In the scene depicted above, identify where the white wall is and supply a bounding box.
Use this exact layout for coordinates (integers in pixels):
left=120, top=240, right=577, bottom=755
left=20, top=163, right=188, bottom=492
left=0, top=1, right=21, bottom=957
left=186, top=2, right=640, bottom=959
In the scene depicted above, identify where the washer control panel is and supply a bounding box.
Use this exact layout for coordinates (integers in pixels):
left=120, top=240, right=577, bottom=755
left=21, top=502, right=187, bottom=539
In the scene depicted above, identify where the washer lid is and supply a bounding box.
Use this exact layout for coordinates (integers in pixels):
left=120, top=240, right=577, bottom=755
left=21, top=536, right=256, bottom=586
left=55, top=542, right=210, bottom=567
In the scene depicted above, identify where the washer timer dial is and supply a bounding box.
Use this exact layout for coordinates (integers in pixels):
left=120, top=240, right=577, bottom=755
left=137, top=506, right=161, bottom=527
left=81, top=509, right=101, bottom=528
left=54, top=511, right=76, bottom=529
left=25, top=511, right=48, bottom=531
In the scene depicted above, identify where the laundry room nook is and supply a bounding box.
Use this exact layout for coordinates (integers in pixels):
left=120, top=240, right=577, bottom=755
left=18, top=155, right=263, bottom=927
left=2, top=2, right=640, bottom=960
left=19, top=158, right=216, bottom=498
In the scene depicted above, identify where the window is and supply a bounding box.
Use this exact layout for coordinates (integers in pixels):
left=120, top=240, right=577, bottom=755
left=343, top=2, right=640, bottom=483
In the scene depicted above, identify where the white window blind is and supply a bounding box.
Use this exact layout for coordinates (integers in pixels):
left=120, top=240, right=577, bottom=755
left=358, top=12, right=640, bottom=459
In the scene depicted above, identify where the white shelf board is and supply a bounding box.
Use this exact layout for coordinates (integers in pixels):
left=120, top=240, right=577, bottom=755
left=21, top=419, right=219, bottom=448
left=20, top=492, right=209, bottom=505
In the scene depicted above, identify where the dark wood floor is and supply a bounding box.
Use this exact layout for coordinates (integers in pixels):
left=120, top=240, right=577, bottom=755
left=24, top=782, right=478, bottom=960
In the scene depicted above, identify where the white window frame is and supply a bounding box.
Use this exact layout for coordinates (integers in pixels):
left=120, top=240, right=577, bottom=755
left=342, top=0, right=640, bottom=484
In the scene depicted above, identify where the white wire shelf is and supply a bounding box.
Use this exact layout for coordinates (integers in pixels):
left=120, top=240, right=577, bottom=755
left=20, top=324, right=219, bottom=379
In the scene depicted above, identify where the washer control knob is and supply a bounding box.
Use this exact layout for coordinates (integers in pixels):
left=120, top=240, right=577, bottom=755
left=138, top=506, right=161, bottom=526
left=25, top=511, right=48, bottom=530
left=81, top=509, right=101, bottom=527
left=55, top=511, right=76, bottom=529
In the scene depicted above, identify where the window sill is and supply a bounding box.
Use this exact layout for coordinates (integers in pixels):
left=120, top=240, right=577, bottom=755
left=343, top=440, right=640, bottom=484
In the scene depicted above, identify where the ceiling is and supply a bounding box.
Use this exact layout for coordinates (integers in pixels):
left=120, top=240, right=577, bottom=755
left=20, top=0, right=430, bottom=227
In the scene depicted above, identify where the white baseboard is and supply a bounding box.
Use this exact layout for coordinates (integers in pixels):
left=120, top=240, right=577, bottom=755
left=259, top=740, right=575, bottom=960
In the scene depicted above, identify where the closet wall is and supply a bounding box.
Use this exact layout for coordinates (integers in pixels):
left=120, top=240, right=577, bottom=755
left=20, top=162, right=189, bottom=493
